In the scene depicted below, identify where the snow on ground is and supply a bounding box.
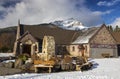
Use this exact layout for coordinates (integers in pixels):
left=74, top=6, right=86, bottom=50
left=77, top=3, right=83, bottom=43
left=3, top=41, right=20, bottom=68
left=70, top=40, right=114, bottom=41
left=0, top=53, right=15, bottom=57
left=0, top=58, right=120, bottom=79
left=2, top=59, right=15, bottom=63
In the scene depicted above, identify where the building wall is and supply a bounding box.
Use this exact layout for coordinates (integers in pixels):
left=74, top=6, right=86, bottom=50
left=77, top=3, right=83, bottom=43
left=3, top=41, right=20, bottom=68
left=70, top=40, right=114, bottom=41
left=69, top=44, right=90, bottom=57
left=69, top=45, right=81, bottom=57
left=90, top=48, right=117, bottom=58
left=90, top=26, right=117, bottom=58
left=55, top=45, right=69, bottom=55
left=90, top=26, right=116, bottom=44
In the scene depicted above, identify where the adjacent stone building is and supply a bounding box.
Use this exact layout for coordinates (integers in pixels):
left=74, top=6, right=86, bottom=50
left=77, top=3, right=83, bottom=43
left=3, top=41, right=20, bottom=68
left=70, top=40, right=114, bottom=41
left=71, top=24, right=118, bottom=58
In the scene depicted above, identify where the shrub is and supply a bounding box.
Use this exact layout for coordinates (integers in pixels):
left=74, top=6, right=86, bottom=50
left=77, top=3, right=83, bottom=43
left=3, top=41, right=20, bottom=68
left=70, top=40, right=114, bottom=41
left=0, top=46, right=9, bottom=52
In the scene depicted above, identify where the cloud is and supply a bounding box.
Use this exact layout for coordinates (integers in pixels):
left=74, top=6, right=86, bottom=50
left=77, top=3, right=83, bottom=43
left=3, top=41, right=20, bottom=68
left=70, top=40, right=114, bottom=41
left=0, top=0, right=110, bottom=28
left=97, top=0, right=120, bottom=6
left=92, top=10, right=112, bottom=16
left=110, top=17, right=120, bottom=27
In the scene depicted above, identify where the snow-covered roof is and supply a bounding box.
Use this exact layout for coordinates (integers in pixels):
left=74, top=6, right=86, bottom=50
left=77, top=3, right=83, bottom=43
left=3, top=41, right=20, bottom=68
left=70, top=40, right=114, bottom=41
left=72, top=27, right=99, bottom=44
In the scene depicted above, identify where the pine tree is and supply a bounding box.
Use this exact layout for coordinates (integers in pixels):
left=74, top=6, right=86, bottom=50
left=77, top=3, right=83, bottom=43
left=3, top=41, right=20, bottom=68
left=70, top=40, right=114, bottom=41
left=107, top=25, right=113, bottom=32
left=114, top=25, right=119, bottom=32
left=109, top=25, right=113, bottom=32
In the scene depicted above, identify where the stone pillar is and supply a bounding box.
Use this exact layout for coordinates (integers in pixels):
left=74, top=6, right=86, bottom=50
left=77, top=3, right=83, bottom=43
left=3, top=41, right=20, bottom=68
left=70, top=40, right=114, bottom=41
left=42, top=36, right=55, bottom=61
left=31, top=44, right=36, bottom=55
left=36, top=42, right=39, bottom=53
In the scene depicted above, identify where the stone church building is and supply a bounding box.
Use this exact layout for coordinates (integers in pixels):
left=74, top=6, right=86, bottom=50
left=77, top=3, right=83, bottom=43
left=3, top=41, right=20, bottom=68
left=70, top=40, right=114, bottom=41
left=13, top=21, right=120, bottom=58
left=13, top=21, right=81, bottom=59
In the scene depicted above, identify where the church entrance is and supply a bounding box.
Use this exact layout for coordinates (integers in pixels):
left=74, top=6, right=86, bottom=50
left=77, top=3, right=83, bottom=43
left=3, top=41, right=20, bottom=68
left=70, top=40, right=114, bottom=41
left=22, top=44, right=31, bottom=56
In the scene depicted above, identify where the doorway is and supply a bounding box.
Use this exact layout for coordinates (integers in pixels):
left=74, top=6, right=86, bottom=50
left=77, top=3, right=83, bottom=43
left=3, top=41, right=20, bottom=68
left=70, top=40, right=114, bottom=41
left=117, top=44, right=120, bottom=56
left=22, top=44, right=31, bottom=56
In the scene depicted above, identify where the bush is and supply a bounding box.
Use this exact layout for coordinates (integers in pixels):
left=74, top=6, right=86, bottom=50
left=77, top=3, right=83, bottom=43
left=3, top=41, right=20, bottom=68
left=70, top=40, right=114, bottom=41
left=0, top=46, right=9, bottom=52
left=18, top=54, right=28, bottom=62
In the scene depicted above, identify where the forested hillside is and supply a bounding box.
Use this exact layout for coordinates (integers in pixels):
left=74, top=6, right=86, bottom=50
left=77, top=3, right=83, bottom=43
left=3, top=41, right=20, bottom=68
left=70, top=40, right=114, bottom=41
left=0, top=27, right=17, bottom=52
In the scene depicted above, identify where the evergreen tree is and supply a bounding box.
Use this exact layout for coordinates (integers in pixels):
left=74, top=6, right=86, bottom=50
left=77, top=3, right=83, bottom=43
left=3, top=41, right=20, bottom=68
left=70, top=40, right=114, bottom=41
left=109, top=25, right=113, bottom=32
left=107, top=25, right=113, bottom=32
left=114, top=25, right=119, bottom=32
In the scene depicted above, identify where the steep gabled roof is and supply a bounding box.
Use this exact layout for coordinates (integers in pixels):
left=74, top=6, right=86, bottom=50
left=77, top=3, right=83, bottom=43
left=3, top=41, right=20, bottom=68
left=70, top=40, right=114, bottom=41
left=19, top=23, right=80, bottom=44
left=89, top=24, right=117, bottom=44
left=111, top=32, right=120, bottom=44
left=18, top=31, right=38, bottom=43
left=72, top=27, right=99, bottom=44
left=72, top=24, right=118, bottom=44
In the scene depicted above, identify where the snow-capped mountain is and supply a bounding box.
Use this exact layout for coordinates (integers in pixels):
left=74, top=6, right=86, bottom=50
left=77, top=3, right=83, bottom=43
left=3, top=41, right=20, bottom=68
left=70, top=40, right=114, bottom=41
left=51, top=18, right=88, bottom=30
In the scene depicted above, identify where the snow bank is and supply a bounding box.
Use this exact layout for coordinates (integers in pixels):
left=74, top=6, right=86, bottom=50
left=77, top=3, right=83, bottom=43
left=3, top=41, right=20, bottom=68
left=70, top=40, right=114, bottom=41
left=0, top=53, right=15, bottom=57
left=0, top=58, right=120, bottom=79
left=2, top=59, right=15, bottom=63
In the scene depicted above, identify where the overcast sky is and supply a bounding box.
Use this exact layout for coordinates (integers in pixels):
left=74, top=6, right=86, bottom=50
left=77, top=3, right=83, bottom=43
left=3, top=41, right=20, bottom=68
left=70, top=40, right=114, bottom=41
left=0, top=0, right=120, bottom=28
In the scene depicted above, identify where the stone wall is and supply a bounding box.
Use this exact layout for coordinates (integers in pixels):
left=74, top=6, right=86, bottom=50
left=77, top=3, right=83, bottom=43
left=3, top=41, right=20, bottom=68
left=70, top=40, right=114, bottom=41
left=90, top=26, right=117, bottom=58
left=90, top=26, right=116, bottom=44
left=42, top=36, right=55, bottom=61
left=69, top=44, right=89, bottom=57
left=90, top=48, right=118, bottom=58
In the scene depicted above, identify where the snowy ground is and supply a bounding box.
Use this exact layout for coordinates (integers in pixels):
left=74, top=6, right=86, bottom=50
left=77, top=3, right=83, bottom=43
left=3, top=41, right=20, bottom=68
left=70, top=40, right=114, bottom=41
left=0, top=53, right=14, bottom=57
left=0, top=58, right=120, bottom=79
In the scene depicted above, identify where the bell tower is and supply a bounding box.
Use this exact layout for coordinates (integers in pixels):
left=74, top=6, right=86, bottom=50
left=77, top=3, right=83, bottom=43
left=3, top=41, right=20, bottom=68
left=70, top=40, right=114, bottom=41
left=13, top=19, right=21, bottom=55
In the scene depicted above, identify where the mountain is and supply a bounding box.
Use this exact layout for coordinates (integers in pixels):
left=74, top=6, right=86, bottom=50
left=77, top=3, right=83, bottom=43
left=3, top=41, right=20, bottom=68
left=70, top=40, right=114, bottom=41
left=51, top=18, right=88, bottom=30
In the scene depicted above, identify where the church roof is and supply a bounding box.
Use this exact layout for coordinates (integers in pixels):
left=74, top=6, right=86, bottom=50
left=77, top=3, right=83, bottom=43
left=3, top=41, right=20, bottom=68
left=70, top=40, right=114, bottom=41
left=72, top=27, right=99, bottom=44
left=72, top=24, right=119, bottom=44
left=111, top=32, right=120, bottom=44
left=19, top=23, right=80, bottom=45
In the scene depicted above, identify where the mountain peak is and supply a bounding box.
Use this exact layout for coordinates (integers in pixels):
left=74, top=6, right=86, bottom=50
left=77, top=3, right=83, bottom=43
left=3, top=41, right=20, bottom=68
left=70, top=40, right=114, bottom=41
left=51, top=18, right=87, bottom=30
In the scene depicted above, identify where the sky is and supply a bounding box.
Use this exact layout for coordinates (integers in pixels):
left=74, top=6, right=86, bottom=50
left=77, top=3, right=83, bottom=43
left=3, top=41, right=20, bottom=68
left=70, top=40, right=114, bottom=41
left=0, top=0, right=120, bottom=28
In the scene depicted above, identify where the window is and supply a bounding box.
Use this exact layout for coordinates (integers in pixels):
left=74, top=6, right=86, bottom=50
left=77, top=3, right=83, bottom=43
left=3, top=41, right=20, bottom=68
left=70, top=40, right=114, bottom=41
left=72, top=46, right=75, bottom=51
